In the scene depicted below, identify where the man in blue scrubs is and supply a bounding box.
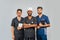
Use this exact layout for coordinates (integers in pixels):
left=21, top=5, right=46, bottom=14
left=36, top=7, right=50, bottom=40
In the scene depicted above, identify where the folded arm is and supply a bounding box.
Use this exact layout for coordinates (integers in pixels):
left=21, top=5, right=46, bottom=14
left=24, top=23, right=37, bottom=28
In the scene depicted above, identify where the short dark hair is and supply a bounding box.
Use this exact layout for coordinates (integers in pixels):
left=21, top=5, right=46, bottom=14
left=37, top=7, right=43, bottom=9
left=17, top=9, right=22, bottom=12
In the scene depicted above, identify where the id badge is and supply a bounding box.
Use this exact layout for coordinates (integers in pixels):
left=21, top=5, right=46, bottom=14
left=18, top=23, right=23, bottom=27
left=31, top=21, right=34, bottom=24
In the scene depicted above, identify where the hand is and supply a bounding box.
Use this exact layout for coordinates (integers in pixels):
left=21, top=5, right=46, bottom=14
left=17, top=26, right=22, bottom=30
left=37, top=26, right=40, bottom=29
left=39, top=23, right=44, bottom=27
left=12, top=35, right=15, bottom=40
left=12, top=38, right=15, bottom=40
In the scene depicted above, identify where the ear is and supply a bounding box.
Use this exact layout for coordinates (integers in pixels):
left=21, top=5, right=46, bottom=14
left=32, top=11, right=33, bottom=13
left=21, top=13, right=22, bottom=15
left=27, top=11, right=28, bottom=13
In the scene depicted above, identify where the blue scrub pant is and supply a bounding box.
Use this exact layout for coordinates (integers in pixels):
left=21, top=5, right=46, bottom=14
left=37, top=28, right=47, bottom=40
left=37, top=34, right=47, bottom=40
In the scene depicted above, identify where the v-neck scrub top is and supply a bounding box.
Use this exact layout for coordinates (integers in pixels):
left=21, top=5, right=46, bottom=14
left=24, top=16, right=37, bottom=38
left=36, top=14, right=50, bottom=35
left=11, top=17, right=24, bottom=37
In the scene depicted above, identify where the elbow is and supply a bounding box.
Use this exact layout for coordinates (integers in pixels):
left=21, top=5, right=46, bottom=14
left=48, top=24, right=50, bottom=27
left=11, top=27, right=14, bottom=32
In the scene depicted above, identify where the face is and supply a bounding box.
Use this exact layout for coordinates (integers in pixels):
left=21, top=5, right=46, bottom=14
left=27, top=10, right=32, bottom=16
left=37, top=8, right=43, bottom=14
left=17, top=11, right=22, bottom=17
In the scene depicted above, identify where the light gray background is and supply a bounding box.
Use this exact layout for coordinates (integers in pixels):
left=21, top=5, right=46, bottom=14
left=0, top=0, right=60, bottom=40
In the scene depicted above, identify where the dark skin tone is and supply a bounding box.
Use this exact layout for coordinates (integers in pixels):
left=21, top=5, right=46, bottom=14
left=24, top=10, right=37, bottom=28
left=37, top=8, right=50, bottom=29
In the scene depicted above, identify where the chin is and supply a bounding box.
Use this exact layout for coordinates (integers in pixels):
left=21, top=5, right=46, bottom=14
left=18, top=16, right=20, bottom=17
left=28, top=14, right=31, bottom=16
left=38, top=13, right=42, bottom=14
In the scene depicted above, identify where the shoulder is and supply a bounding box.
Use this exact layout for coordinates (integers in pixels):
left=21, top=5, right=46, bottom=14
left=32, top=16, right=35, bottom=18
left=12, top=17, right=17, bottom=21
left=21, top=17, right=24, bottom=19
left=24, top=16, right=28, bottom=21
left=21, top=17, right=25, bottom=21
left=32, top=16, right=37, bottom=20
left=36, top=15, right=39, bottom=18
left=43, top=14, right=48, bottom=18
left=36, top=15, right=38, bottom=17
left=24, top=16, right=28, bottom=19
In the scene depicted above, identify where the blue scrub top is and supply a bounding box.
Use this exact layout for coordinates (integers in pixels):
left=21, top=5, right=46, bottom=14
left=36, top=14, right=50, bottom=35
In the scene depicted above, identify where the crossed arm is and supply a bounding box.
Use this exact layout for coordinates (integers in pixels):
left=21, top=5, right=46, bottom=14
left=37, top=23, right=50, bottom=28
left=23, top=23, right=37, bottom=28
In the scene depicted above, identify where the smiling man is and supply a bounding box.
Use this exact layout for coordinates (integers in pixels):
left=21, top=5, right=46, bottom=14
left=24, top=8, right=37, bottom=40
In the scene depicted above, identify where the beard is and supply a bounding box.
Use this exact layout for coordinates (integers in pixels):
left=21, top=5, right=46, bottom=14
left=28, top=14, right=32, bottom=16
left=38, top=12, right=42, bottom=15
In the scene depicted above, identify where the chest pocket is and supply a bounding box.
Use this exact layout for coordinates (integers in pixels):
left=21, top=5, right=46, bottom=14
left=30, top=19, right=34, bottom=24
left=25, top=18, right=34, bottom=24
left=40, top=18, right=45, bottom=25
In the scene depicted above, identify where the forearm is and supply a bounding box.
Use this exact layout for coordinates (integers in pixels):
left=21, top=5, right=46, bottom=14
left=24, top=24, right=31, bottom=28
left=24, top=24, right=37, bottom=28
left=30, top=24, right=37, bottom=27
left=44, top=24, right=50, bottom=27
left=24, top=25, right=30, bottom=28
left=39, top=24, right=50, bottom=27
left=11, top=27, right=14, bottom=36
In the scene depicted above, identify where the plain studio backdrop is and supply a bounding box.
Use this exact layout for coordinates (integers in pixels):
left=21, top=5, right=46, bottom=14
left=0, top=0, right=60, bottom=40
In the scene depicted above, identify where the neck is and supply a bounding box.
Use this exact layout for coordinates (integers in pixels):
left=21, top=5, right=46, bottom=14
left=38, top=13, right=43, bottom=17
left=28, top=16, right=32, bottom=20
left=17, top=16, right=21, bottom=21
left=28, top=15, right=32, bottom=17
left=17, top=16, right=21, bottom=18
